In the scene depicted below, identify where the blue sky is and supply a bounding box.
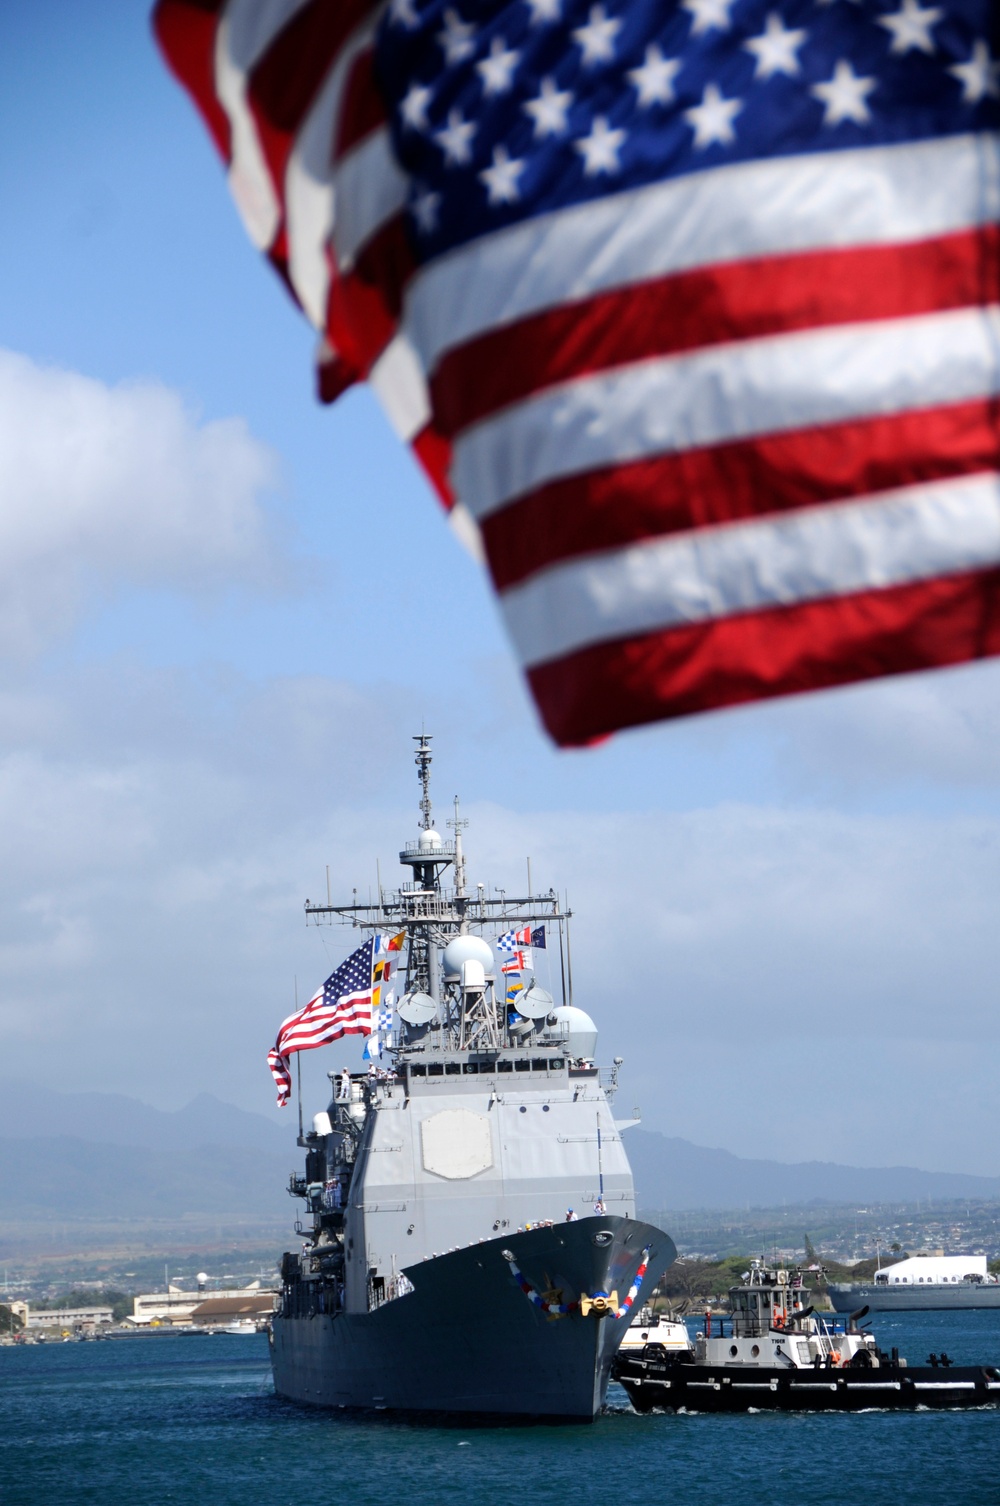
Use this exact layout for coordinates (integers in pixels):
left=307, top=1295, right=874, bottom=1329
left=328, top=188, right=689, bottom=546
left=3, top=0, right=1000, bottom=1175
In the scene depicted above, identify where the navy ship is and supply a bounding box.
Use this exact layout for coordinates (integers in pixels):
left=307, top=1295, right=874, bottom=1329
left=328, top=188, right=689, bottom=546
left=828, top=1254, right=1000, bottom=1312
left=269, top=737, right=676, bottom=1419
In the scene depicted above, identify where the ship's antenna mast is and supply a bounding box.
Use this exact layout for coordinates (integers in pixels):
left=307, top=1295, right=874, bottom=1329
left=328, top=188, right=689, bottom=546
left=414, top=734, right=434, bottom=830
left=449, top=795, right=468, bottom=900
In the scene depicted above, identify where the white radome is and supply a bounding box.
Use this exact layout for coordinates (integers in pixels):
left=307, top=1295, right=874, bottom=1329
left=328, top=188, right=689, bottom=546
left=418, top=828, right=443, bottom=851
left=543, top=1005, right=598, bottom=1060
left=442, top=935, right=495, bottom=979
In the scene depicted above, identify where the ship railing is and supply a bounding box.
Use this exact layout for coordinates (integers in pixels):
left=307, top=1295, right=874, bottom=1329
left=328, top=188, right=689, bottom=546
left=400, top=841, right=457, bottom=859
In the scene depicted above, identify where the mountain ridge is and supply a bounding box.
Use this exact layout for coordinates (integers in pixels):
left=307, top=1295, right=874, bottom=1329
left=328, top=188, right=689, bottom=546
left=2, top=1084, right=997, bottom=1218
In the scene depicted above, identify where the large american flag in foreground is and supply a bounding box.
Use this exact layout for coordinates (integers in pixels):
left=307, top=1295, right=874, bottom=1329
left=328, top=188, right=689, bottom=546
left=267, top=938, right=377, bottom=1105
left=154, top=0, right=1000, bottom=745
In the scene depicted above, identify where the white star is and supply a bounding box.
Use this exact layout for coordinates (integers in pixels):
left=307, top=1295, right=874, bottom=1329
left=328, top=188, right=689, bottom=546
left=400, top=82, right=432, bottom=132
left=877, top=0, right=941, bottom=54
left=572, top=5, right=622, bottom=66
left=389, top=0, right=418, bottom=28
left=477, top=36, right=521, bottom=95
left=435, top=108, right=476, bottom=165
left=811, top=58, right=876, bottom=124
left=743, top=12, right=806, bottom=77
left=574, top=115, right=626, bottom=174
left=684, top=82, right=741, bottom=146
left=480, top=145, right=526, bottom=204
left=411, top=187, right=441, bottom=234
left=438, top=8, right=476, bottom=65
left=683, top=0, right=735, bottom=37
left=950, top=39, right=1000, bottom=103
left=526, top=0, right=561, bottom=22
left=627, top=43, right=681, bottom=106
left=523, top=76, right=574, bottom=137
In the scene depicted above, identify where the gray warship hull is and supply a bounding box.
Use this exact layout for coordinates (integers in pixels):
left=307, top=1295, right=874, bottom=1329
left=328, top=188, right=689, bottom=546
left=271, top=1215, right=675, bottom=1419
left=828, top=1282, right=1000, bottom=1312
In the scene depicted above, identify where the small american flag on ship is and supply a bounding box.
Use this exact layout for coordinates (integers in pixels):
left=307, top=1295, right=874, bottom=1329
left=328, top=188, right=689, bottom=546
left=267, top=939, right=377, bottom=1105
left=154, top=0, right=1000, bottom=746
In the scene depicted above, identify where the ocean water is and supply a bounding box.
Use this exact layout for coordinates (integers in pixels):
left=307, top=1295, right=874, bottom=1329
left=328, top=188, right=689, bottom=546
left=2, top=1311, right=999, bottom=1506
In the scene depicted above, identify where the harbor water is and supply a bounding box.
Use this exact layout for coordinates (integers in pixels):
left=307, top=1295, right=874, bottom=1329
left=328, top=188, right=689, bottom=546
left=2, top=1310, right=999, bottom=1505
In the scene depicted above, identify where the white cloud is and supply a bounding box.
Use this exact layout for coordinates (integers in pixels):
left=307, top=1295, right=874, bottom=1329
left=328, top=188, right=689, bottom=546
left=0, top=674, right=998, bottom=1175
left=763, top=662, right=1000, bottom=791
left=0, top=350, right=287, bottom=654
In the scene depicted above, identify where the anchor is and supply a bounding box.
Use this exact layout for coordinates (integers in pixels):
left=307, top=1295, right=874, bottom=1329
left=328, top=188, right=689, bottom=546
left=580, top=1290, right=619, bottom=1317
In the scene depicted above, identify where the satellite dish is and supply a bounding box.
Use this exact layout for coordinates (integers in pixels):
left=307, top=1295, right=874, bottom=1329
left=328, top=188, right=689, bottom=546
left=519, top=984, right=554, bottom=1019
left=397, top=991, right=438, bottom=1026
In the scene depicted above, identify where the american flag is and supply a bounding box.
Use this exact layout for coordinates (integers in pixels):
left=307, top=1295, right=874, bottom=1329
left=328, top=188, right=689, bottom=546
left=154, top=0, right=1000, bottom=745
left=267, top=938, right=377, bottom=1105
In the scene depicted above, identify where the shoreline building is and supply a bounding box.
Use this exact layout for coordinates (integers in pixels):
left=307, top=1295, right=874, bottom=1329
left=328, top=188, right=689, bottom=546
left=26, top=1304, right=113, bottom=1330
left=129, top=1280, right=276, bottom=1327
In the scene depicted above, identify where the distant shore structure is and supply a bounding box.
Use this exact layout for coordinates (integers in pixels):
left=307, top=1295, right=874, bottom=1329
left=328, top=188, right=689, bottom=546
left=24, top=1303, right=112, bottom=1331
left=128, top=1281, right=277, bottom=1327
left=829, top=1253, right=1000, bottom=1312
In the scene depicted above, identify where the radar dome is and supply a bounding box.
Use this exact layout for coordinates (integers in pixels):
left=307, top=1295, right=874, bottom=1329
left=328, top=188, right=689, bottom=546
left=442, top=935, right=494, bottom=979
left=419, top=828, right=443, bottom=851
left=543, top=1005, right=598, bottom=1061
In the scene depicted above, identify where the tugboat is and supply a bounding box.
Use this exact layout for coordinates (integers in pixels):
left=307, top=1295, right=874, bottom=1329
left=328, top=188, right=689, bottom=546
left=613, top=1258, right=1000, bottom=1412
left=618, top=1304, right=693, bottom=1358
left=269, top=737, right=676, bottom=1420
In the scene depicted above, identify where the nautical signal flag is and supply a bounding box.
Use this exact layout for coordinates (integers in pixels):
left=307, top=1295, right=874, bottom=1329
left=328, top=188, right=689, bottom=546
left=154, top=0, right=1000, bottom=745
left=267, top=939, right=378, bottom=1106
left=506, top=973, right=526, bottom=1004
left=497, top=926, right=532, bottom=951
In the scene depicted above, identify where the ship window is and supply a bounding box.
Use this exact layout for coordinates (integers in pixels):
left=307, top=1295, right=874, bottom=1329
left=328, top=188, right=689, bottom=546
left=514, top=1060, right=530, bottom=1072
left=445, top=1063, right=461, bottom=1075
left=428, top=1063, right=444, bottom=1076
left=498, top=1060, right=513, bottom=1073
left=463, top=1063, right=479, bottom=1074
left=550, top=1059, right=564, bottom=1070
left=409, top=1065, right=426, bottom=1077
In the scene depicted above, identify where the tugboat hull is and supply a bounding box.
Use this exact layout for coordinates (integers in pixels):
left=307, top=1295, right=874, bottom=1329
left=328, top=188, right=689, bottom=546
left=613, top=1352, right=1000, bottom=1412
left=271, top=1217, right=674, bottom=1420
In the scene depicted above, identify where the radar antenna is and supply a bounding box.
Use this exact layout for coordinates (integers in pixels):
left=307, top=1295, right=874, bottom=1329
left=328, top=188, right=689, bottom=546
left=414, top=734, right=434, bottom=831
left=448, top=795, right=468, bottom=900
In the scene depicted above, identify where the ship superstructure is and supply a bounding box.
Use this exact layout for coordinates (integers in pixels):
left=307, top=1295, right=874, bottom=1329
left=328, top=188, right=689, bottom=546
left=269, top=737, right=676, bottom=1419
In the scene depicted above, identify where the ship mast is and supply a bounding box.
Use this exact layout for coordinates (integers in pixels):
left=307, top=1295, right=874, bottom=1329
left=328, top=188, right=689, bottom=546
left=304, top=735, right=573, bottom=1049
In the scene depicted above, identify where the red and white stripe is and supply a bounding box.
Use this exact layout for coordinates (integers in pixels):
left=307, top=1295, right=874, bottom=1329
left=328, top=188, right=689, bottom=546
left=274, top=986, right=374, bottom=1054
left=155, top=5, right=1000, bottom=744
